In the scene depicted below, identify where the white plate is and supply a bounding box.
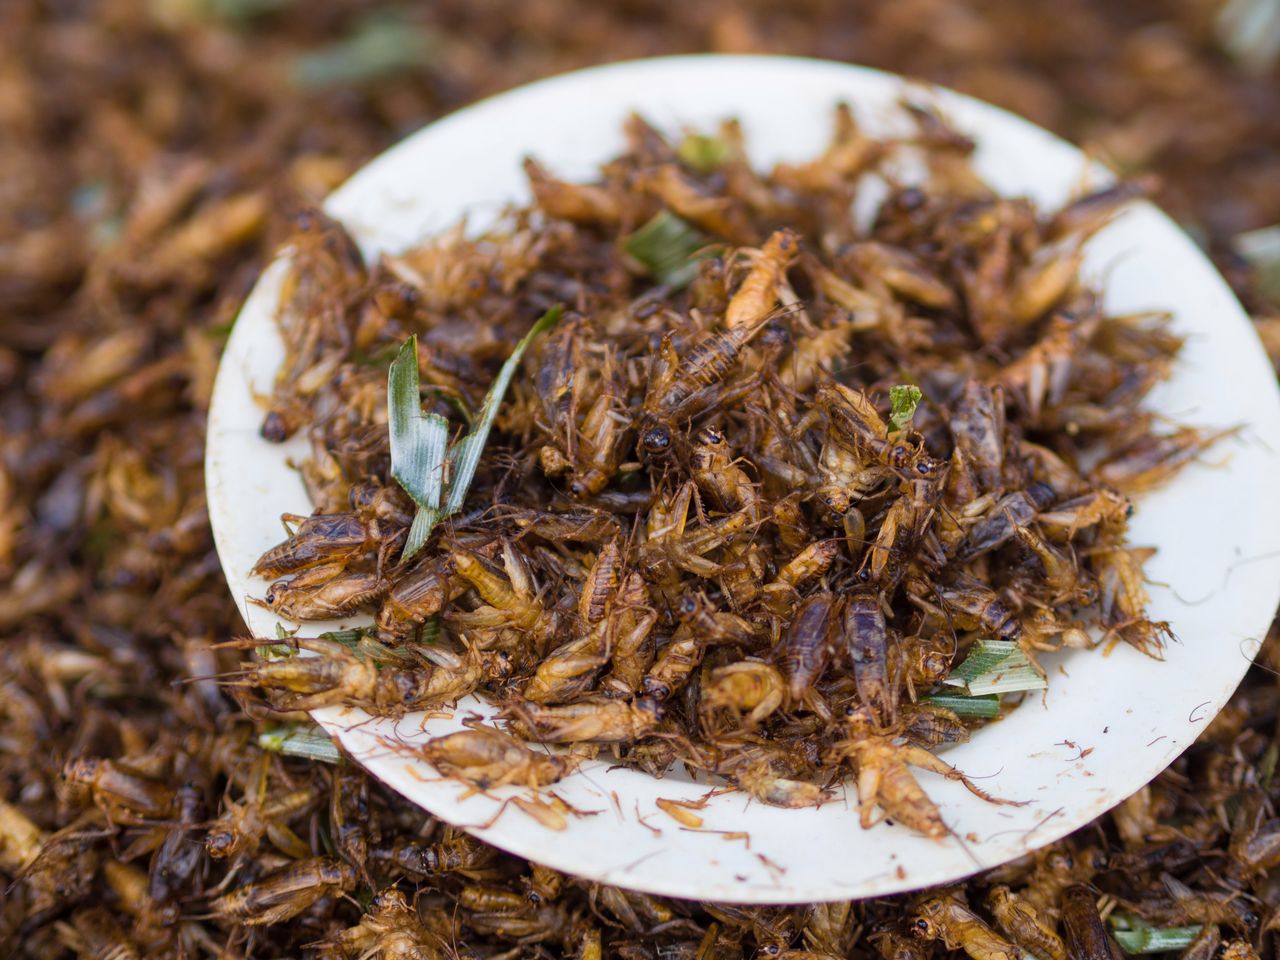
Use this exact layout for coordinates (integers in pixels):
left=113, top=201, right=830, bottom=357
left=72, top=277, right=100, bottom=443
left=206, top=55, right=1280, bottom=903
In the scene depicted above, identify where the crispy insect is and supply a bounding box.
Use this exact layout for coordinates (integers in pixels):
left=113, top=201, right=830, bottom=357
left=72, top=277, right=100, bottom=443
left=376, top=557, right=452, bottom=640
left=725, top=229, right=799, bottom=329
left=209, top=856, right=356, bottom=926
left=909, top=894, right=1021, bottom=960
left=252, top=510, right=396, bottom=579
left=1, top=798, right=97, bottom=920
left=774, top=592, right=836, bottom=704
left=700, top=660, right=786, bottom=728
left=205, top=755, right=315, bottom=860
left=761, top=540, right=840, bottom=616
left=61, top=757, right=175, bottom=826
left=257, top=563, right=388, bottom=621
left=315, top=888, right=441, bottom=960
left=1060, top=886, right=1123, bottom=960
left=986, top=885, right=1066, bottom=960
left=146, top=782, right=205, bottom=917
left=415, top=728, right=571, bottom=791
left=637, top=320, right=768, bottom=457
left=1095, top=426, right=1233, bottom=492
left=450, top=544, right=558, bottom=647
left=58, top=906, right=143, bottom=960
left=505, top=698, right=663, bottom=744
left=329, top=765, right=371, bottom=882
left=691, top=425, right=761, bottom=520
left=644, top=599, right=754, bottom=700
left=568, top=353, right=631, bottom=497
left=841, top=590, right=895, bottom=726
left=593, top=576, right=657, bottom=701
left=834, top=708, right=1017, bottom=838
left=238, top=635, right=487, bottom=713
left=371, top=829, right=496, bottom=879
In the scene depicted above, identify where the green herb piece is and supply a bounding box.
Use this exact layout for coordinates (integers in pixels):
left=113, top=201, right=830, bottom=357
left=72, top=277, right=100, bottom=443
left=291, top=13, right=435, bottom=90
left=1112, top=924, right=1202, bottom=954
left=943, top=639, right=1047, bottom=696
left=889, top=384, right=923, bottom=432
left=1216, top=0, right=1280, bottom=73
left=388, top=335, right=450, bottom=516
left=417, top=616, right=443, bottom=646
left=1261, top=742, right=1279, bottom=791
left=1235, top=223, right=1280, bottom=302
left=205, top=0, right=291, bottom=21
left=391, top=305, right=562, bottom=561
left=624, top=211, right=711, bottom=289
left=922, top=693, right=1002, bottom=719
left=677, top=133, right=732, bottom=173
left=258, top=724, right=343, bottom=764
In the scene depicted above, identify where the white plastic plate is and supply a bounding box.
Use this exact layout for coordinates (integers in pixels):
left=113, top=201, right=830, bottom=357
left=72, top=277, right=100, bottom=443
left=206, top=55, right=1280, bottom=903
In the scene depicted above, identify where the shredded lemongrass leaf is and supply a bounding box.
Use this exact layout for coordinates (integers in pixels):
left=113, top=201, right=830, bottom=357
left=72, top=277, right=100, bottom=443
left=677, top=133, right=732, bottom=173
left=1236, top=223, right=1280, bottom=301
left=1216, top=0, right=1280, bottom=73
left=258, top=724, right=343, bottom=764
left=291, top=13, right=435, bottom=90
left=943, top=639, right=1047, bottom=696
left=1110, top=915, right=1203, bottom=954
left=1261, top=742, right=1278, bottom=791
left=922, top=692, right=1002, bottom=719
left=889, top=384, right=923, bottom=431
left=624, top=211, right=711, bottom=288
left=392, top=305, right=562, bottom=561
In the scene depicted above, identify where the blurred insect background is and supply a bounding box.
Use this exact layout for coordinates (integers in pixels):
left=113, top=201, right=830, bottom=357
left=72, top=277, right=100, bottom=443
left=3, top=0, right=1280, bottom=957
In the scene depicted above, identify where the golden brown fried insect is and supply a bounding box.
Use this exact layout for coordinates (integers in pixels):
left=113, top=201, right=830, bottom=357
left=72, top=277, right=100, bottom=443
left=525, top=156, right=623, bottom=225
left=450, top=544, right=559, bottom=648
left=918, top=573, right=1022, bottom=643
left=841, top=590, right=895, bottom=726
left=375, top=558, right=452, bottom=640
left=209, top=856, right=356, bottom=926
left=644, top=598, right=754, bottom=700
left=205, top=755, right=315, bottom=860
left=1060, top=886, right=1123, bottom=960
left=371, top=828, right=496, bottom=879
left=1, top=798, right=97, bottom=921
left=909, top=894, right=1020, bottom=960
left=505, top=697, right=663, bottom=744
left=639, top=164, right=756, bottom=244
left=146, top=781, right=205, bottom=918
left=725, top=229, right=799, bottom=330
left=986, top=885, right=1066, bottom=960
left=691, top=425, right=761, bottom=521
left=568, top=353, right=631, bottom=497
left=61, top=757, right=175, bottom=827
left=598, top=573, right=658, bottom=699
left=315, top=888, right=441, bottom=960
left=415, top=728, right=571, bottom=792
left=252, top=510, right=395, bottom=579
left=637, top=320, right=768, bottom=458
left=901, top=702, right=971, bottom=747
left=834, top=708, right=1016, bottom=838
left=238, top=635, right=485, bottom=713
left=258, top=563, right=389, bottom=621
left=700, top=660, right=787, bottom=729
left=57, top=906, right=143, bottom=960
left=774, top=592, right=836, bottom=704
left=328, top=765, right=371, bottom=883
left=761, top=540, right=840, bottom=618
left=1095, top=426, right=1234, bottom=493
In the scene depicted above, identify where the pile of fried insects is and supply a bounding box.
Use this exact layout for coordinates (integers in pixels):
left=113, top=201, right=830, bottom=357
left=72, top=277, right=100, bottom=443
left=246, top=104, right=1221, bottom=837
left=244, top=101, right=1223, bottom=834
